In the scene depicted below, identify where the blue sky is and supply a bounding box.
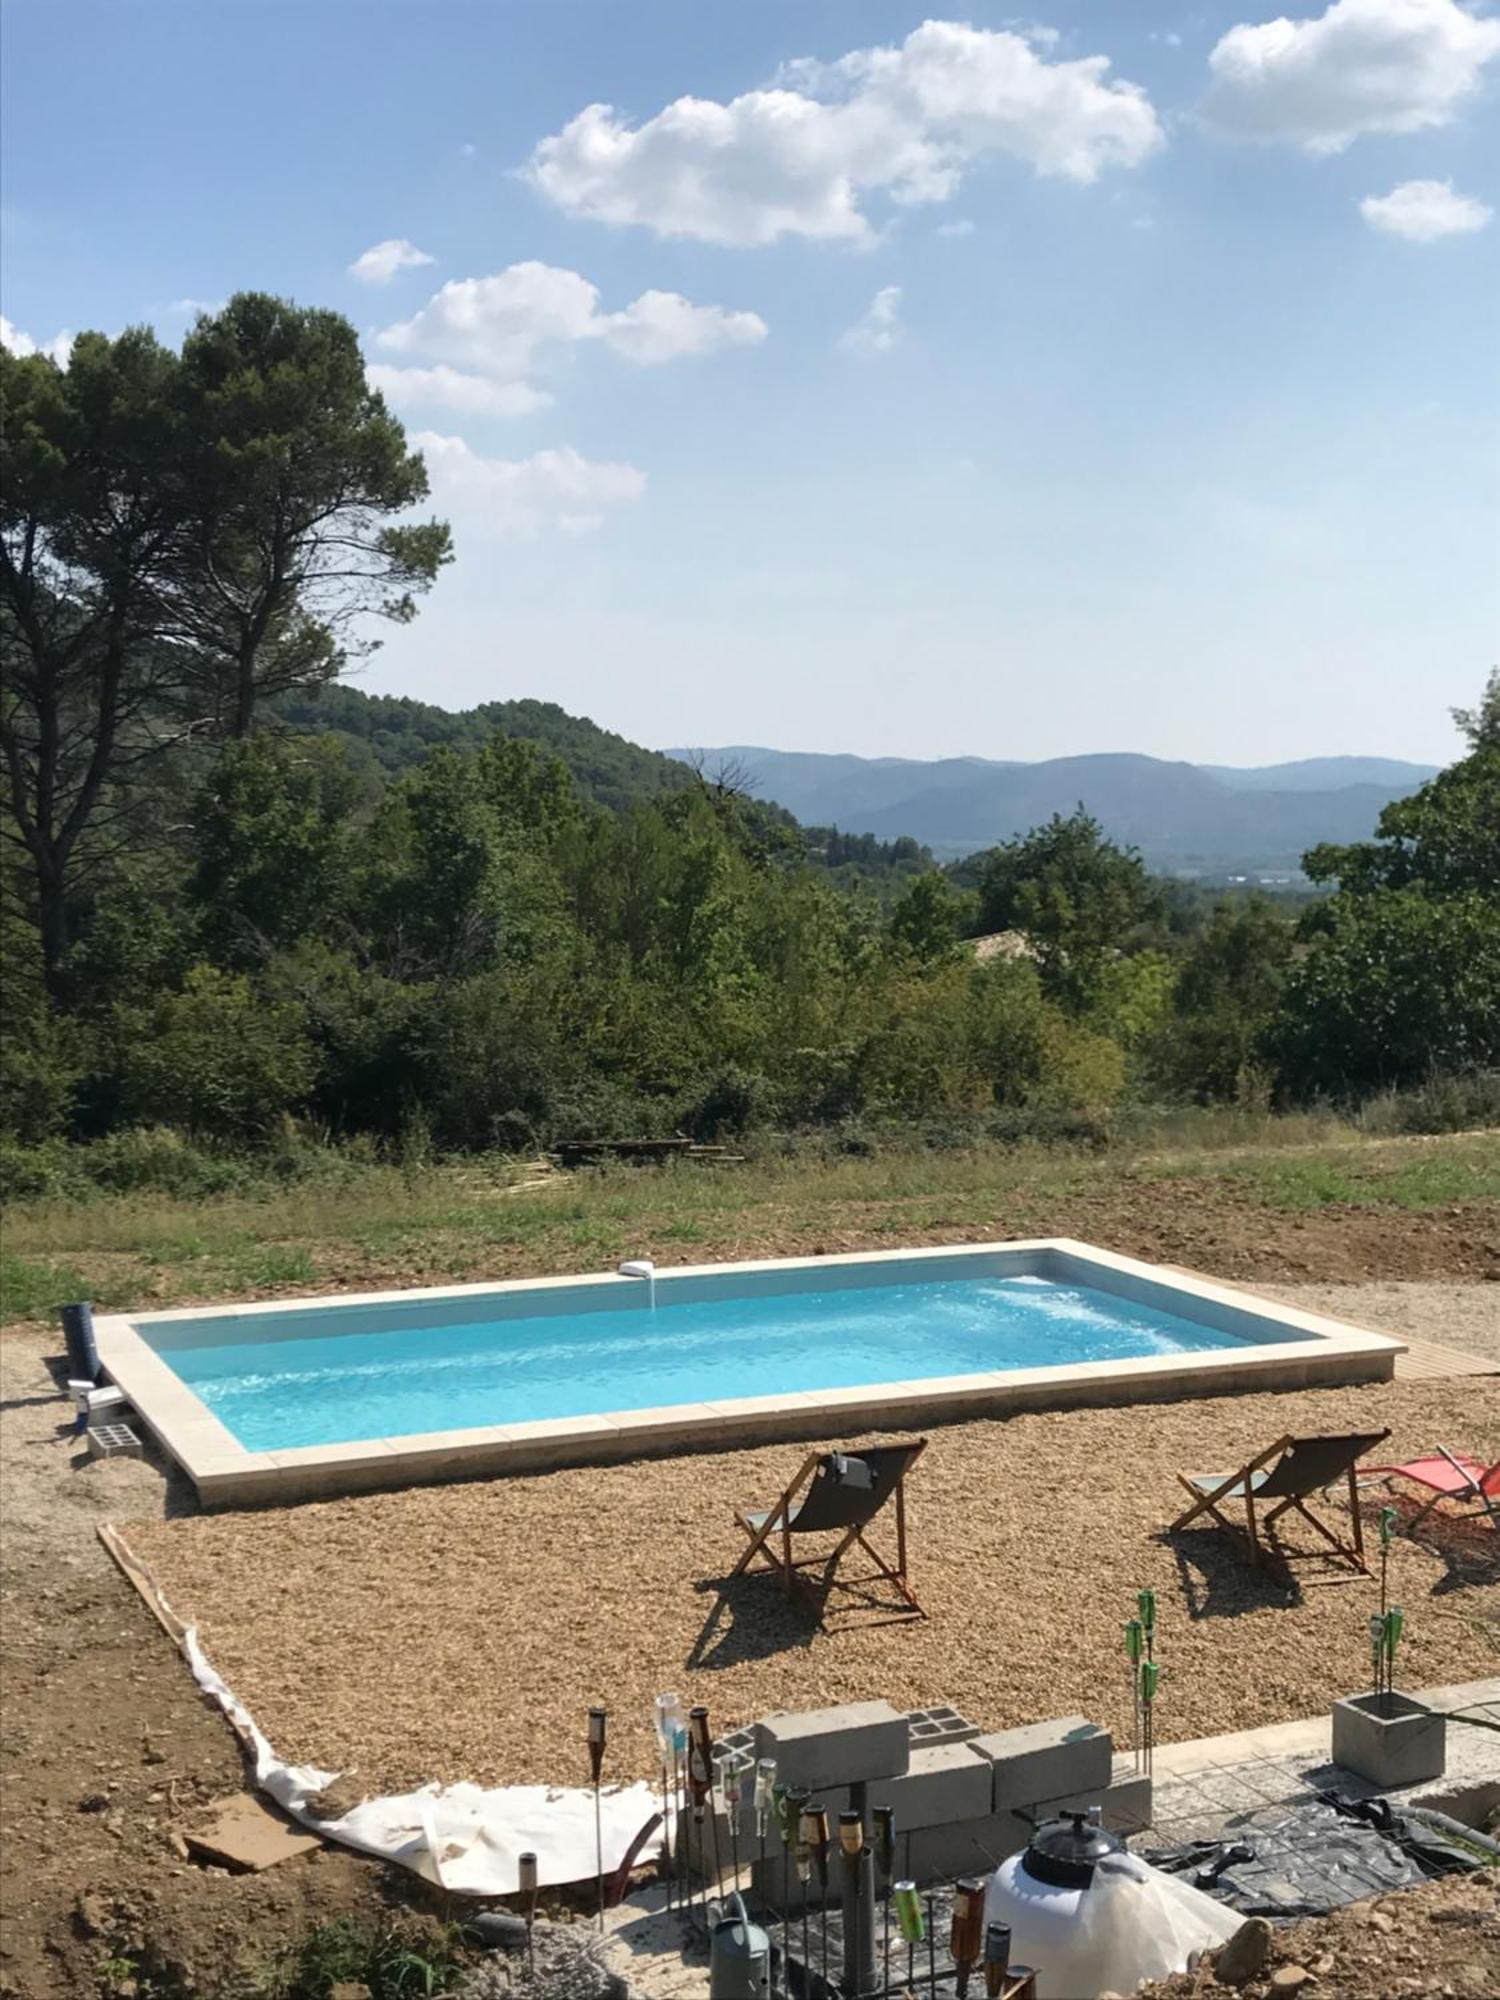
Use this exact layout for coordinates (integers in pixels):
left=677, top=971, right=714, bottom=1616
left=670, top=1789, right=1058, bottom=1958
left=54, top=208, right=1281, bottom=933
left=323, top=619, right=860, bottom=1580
left=3, top=1, right=1496, bottom=765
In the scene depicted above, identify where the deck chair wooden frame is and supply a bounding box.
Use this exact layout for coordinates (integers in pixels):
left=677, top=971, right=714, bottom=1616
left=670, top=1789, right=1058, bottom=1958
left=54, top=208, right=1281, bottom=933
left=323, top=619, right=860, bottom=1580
left=731, top=1440, right=928, bottom=1619
left=1170, top=1429, right=1391, bottom=1581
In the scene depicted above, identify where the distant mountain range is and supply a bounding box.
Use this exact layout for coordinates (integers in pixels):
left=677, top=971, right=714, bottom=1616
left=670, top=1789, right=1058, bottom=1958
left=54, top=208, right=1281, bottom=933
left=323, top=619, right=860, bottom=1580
left=662, top=747, right=1440, bottom=877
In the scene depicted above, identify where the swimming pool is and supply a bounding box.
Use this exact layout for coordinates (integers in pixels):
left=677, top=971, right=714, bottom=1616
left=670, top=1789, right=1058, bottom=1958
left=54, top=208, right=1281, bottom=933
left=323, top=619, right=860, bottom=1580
left=94, top=1241, right=1404, bottom=1505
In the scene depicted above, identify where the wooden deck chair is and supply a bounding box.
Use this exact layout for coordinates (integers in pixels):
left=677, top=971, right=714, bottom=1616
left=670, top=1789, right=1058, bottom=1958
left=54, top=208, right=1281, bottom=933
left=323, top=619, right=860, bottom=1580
left=731, top=1440, right=928, bottom=1618
left=1170, top=1430, right=1391, bottom=1579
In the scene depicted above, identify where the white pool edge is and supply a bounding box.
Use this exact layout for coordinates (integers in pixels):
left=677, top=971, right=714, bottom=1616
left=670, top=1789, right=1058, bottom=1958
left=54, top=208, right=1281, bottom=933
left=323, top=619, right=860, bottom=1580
left=93, top=1238, right=1406, bottom=1508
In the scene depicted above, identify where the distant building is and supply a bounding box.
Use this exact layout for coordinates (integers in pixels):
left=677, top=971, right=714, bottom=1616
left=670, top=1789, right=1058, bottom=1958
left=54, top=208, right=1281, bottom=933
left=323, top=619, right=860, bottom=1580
left=971, top=930, right=1039, bottom=964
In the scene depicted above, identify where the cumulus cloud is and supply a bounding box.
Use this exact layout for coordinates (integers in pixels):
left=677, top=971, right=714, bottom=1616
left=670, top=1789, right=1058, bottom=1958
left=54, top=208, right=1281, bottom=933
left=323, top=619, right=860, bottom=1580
left=373, top=261, right=765, bottom=413
left=411, top=430, right=645, bottom=535
left=524, top=20, right=1163, bottom=246
left=366, top=363, right=552, bottom=418
left=840, top=285, right=905, bottom=355
left=1360, top=176, right=1494, bottom=237
left=1202, top=0, right=1500, bottom=153
left=349, top=237, right=437, bottom=284
left=936, top=217, right=976, bottom=237
left=0, top=314, right=74, bottom=364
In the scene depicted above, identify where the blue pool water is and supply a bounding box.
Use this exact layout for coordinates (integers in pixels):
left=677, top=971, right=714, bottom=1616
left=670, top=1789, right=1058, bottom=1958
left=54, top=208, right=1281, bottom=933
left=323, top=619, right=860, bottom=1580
left=151, top=1273, right=1283, bottom=1451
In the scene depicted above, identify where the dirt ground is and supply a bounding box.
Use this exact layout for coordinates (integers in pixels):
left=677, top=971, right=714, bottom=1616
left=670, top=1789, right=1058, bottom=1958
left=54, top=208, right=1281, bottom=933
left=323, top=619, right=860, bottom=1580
left=1, top=1252, right=1497, bottom=1996
left=1135, top=1872, right=1500, bottom=2000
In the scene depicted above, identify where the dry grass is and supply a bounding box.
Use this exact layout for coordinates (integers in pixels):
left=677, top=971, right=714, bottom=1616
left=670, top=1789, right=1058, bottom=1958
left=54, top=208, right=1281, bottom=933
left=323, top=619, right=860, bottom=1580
left=122, top=1374, right=1500, bottom=1797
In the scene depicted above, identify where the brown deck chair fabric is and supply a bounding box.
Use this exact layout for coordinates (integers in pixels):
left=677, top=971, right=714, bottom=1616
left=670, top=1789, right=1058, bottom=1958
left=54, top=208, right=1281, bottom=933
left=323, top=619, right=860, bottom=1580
left=1170, top=1430, right=1391, bottom=1578
left=731, top=1440, right=927, bottom=1617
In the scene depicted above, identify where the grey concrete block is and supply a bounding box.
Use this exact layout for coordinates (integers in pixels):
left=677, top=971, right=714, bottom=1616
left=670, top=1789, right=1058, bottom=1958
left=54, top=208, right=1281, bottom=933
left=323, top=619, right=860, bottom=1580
left=1032, top=1759, right=1154, bottom=1836
left=1332, top=1694, right=1446, bottom=1789
left=756, top=1701, right=909, bottom=1792
left=749, top=1853, right=841, bottom=1916
left=904, top=1705, right=981, bottom=1748
left=678, top=1800, right=782, bottom=1877
left=868, top=1741, right=994, bottom=1832
left=971, top=1716, right=1112, bottom=1812
left=904, top=1812, right=1031, bottom=1883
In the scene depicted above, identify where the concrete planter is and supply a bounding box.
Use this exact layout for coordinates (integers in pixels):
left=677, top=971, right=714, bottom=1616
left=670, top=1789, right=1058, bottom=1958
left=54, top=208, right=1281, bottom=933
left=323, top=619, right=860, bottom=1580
left=1331, top=1692, right=1446, bottom=1789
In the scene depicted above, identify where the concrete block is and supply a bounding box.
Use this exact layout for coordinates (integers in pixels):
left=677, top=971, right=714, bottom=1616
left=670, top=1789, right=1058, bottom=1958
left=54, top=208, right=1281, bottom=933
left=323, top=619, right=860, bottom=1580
left=749, top=1853, right=840, bottom=1916
left=1332, top=1694, right=1446, bottom=1789
left=1032, top=1758, right=1154, bottom=1836
left=904, top=1705, right=981, bottom=1748
left=756, top=1701, right=909, bottom=1792
left=678, top=1801, right=779, bottom=1876
left=971, top=1716, right=1112, bottom=1813
left=869, top=1742, right=994, bottom=1832
left=904, top=1812, right=1031, bottom=1883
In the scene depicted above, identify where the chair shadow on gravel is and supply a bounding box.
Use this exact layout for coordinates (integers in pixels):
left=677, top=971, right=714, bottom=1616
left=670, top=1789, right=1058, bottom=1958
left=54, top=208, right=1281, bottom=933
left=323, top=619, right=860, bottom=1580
left=1160, top=1528, right=1304, bottom=1619
left=685, top=1572, right=819, bottom=1671
left=1418, top=1524, right=1500, bottom=1596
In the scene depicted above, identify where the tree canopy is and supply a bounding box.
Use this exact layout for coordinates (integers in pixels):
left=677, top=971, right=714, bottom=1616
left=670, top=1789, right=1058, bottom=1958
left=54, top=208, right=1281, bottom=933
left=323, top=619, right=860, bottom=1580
left=0, top=294, right=449, bottom=989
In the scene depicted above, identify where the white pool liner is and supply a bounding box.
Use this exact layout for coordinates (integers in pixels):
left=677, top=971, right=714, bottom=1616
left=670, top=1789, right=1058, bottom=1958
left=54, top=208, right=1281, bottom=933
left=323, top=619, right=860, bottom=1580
left=100, top=1524, right=658, bottom=1895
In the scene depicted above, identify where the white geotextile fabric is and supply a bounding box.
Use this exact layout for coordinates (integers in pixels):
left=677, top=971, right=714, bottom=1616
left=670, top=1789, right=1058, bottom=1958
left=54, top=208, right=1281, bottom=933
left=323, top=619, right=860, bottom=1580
left=985, top=1849, right=1242, bottom=1999
left=180, top=1620, right=658, bottom=1895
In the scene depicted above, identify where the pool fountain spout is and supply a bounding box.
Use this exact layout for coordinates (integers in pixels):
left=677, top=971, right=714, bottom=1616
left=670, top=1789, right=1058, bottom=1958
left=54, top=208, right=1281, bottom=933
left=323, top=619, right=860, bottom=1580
left=618, top=1258, right=657, bottom=1311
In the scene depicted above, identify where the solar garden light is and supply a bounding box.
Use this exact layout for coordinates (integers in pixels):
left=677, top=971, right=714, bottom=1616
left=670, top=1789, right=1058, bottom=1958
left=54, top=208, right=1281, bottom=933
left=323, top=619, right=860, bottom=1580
left=588, top=1707, right=608, bottom=1928
left=518, top=1850, right=538, bottom=1981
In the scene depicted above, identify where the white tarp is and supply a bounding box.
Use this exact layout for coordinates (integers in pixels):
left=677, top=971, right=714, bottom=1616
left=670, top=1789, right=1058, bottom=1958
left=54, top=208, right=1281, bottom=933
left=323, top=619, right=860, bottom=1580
left=103, top=1524, right=659, bottom=1895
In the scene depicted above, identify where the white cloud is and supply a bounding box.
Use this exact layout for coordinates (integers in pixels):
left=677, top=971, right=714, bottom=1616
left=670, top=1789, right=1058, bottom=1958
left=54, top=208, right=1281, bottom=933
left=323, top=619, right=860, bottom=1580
left=936, top=217, right=976, bottom=237
left=1203, top=0, right=1500, bottom=153
left=0, top=313, right=74, bottom=364
left=1360, top=175, right=1494, bottom=237
left=524, top=20, right=1163, bottom=246
left=411, top=431, right=645, bottom=536
left=840, top=285, right=905, bottom=355
left=367, top=363, right=552, bottom=418
left=349, top=237, right=437, bottom=285
left=168, top=297, right=225, bottom=317
left=374, top=261, right=766, bottom=413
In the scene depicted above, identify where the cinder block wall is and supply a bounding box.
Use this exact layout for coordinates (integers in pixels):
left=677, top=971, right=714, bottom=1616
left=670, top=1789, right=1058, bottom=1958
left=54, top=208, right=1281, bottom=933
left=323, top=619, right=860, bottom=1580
left=676, top=1700, right=1152, bottom=1907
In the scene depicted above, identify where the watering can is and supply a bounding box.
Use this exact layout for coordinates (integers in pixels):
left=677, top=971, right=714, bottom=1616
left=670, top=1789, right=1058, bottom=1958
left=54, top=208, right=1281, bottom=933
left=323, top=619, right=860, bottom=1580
left=708, top=1891, right=772, bottom=1998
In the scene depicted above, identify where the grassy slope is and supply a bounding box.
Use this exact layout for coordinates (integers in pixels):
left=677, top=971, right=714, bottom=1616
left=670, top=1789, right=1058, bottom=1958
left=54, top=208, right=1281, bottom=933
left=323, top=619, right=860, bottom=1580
left=3, top=1128, right=1496, bottom=1325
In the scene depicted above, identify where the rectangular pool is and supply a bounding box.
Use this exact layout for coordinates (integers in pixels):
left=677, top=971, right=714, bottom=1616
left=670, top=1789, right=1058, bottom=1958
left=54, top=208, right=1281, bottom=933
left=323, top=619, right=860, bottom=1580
left=94, top=1240, right=1404, bottom=1506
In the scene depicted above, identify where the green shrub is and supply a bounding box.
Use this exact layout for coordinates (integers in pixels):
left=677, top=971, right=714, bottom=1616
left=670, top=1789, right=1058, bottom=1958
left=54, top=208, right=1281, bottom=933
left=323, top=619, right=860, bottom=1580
left=112, top=966, right=319, bottom=1139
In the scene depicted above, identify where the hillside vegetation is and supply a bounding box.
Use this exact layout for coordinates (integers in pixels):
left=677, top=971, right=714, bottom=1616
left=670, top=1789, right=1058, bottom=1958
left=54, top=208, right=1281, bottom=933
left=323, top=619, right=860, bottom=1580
left=3, top=299, right=1497, bottom=1193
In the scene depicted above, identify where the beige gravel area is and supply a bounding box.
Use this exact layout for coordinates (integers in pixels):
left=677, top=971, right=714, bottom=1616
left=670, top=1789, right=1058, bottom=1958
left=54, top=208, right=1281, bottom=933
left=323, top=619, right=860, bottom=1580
left=1264, top=1281, right=1500, bottom=1363
left=122, top=1362, right=1500, bottom=1797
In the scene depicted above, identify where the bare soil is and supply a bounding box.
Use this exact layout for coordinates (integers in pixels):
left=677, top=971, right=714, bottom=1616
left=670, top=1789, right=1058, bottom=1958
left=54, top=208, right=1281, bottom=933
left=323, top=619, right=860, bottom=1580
left=2, top=1197, right=1497, bottom=1997
left=1135, top=1872, right=1500, bottom=2000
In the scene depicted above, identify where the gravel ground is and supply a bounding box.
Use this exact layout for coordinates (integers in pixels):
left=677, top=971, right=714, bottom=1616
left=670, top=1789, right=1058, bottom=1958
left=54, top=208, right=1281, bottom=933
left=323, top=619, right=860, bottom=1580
left=121, top=1367, right=1500, bottom=1797
left=1265, top=1282, right=1500, bottom=1364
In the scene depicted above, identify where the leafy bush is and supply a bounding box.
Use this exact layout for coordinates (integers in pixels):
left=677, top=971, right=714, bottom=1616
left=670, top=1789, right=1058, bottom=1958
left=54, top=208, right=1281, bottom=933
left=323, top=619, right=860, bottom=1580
left=111, top=967, right=320, bottom=1139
